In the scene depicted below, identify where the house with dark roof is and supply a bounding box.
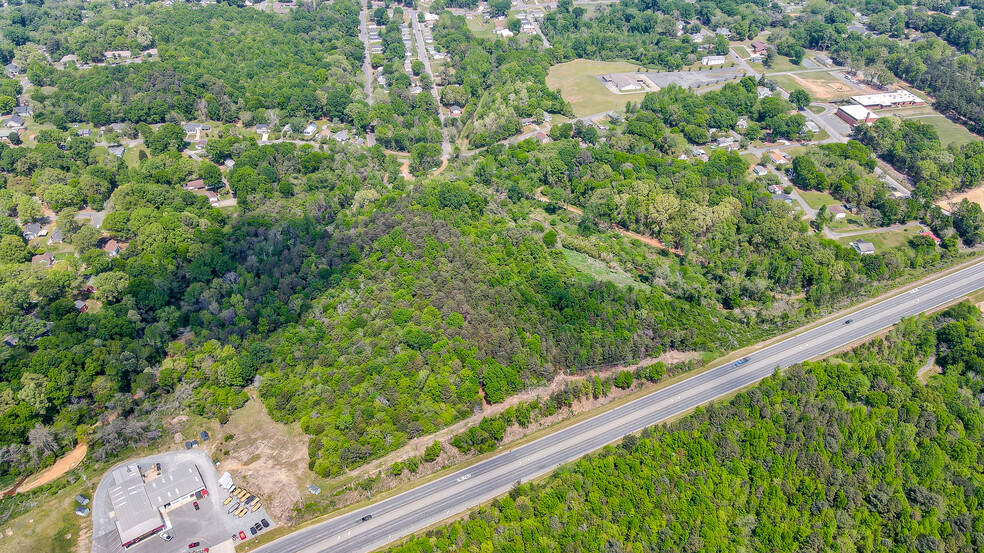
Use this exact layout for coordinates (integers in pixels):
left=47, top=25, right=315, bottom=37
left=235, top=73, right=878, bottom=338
left=5, top=115, right=24, bottom=128
left=750, top=40, right=770, bottom=54
left=4, top=63, right=21, bottom=77
left=107, top=145, right=125, bottom=157
left=47, top=227, right=63, bottom=245
left=14, top=106, right=32, bottom=117
left=32, top=252, right=55, bottom=267
left=23, top=223, right=42, bottom=240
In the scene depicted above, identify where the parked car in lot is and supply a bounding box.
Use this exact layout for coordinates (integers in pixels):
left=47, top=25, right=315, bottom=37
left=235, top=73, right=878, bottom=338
left=239, top=531, right=246, bottom=540
left=260, top=519, right=269, bottom=528
left=193, top=501, right=200, bottom=511
left=250, top=526, right=257, bottom=536
left=188, top=542, right=200, bottom=549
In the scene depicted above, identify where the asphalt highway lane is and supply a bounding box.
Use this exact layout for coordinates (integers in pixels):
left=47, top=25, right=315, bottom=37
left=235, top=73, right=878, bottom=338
left=255, top=259, right=984, bottom=553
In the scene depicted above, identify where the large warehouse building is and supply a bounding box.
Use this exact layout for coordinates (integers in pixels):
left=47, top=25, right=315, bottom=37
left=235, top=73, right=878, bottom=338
left=106, top=461, right=206, bottom=548
left=850, top=89, right=924, bottom=109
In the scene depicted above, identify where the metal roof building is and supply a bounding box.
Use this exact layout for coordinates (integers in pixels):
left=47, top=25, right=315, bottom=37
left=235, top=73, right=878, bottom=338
left=106, top=461, right=206, bottom=548
left=107, top=464, right=164, bottom=548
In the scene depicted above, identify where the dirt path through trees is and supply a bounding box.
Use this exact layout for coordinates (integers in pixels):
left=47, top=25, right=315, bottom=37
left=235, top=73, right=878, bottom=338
left=14, top=442, right=87, bottom=494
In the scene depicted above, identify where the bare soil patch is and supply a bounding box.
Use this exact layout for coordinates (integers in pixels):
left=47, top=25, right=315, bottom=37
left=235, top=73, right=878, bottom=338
left=201, top=392, right=314, bottom=523
left=937, top=185, right=984, bottom=211
left=14, top=442, right=87, bottom=495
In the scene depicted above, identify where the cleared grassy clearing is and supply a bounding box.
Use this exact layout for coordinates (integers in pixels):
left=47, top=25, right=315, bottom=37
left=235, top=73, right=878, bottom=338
left=546, top=59, right=648, bottom=116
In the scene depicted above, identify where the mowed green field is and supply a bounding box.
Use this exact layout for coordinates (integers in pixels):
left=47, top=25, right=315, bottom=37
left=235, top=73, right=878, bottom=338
left=911, top=115, right=980, bottom=147
left=546, top=59, right=649, bottom=116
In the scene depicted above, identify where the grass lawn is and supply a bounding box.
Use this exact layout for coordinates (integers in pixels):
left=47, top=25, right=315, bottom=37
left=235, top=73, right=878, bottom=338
left=909, top=115, right=980, bottom=147
left=546, top=59, right=648, bottom=117
left=466, top=17, right=496, bottom=39
left=836, top=226, right=921, bottom=250
left=797, top=188, right=839, bottom=210
left=562, top=249, right=649, bottom=290
left=731, top=45, right=750, bottom=58
left=0, top=481, right=87, bottom=553
left=808, top=105, right=825, bottom=114
left=755, top=56, right=804, bottom=74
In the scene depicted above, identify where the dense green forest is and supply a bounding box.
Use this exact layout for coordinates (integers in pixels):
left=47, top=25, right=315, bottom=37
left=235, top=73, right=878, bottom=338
left=17, top=3, right=365, bottom=126
left=386, top=302, right=984, bottom=553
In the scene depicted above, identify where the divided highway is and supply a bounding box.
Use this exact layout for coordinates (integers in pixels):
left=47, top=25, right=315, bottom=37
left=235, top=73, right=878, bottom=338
left=257, top=259, right=984, bottom=553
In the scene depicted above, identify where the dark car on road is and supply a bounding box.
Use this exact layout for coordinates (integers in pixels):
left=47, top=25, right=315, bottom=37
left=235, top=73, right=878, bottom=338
left=188, top=543, right=200, bottom=549
left=362, top=514, right=373, bottom=522
left=733, top=357, right=750, bottom=367
left=844, top=318, right=853, bottom=324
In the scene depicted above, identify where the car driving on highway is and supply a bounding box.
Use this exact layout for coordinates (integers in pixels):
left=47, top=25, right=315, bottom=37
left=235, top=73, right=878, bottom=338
left=733, top=357, right=750, bottom=367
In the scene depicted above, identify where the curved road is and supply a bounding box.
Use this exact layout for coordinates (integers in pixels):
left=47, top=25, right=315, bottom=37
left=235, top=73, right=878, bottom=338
left=257, top=259, right=984, bottom=553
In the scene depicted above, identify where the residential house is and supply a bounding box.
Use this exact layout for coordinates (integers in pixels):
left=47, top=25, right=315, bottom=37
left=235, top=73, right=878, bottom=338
left=851, top=239, right=876, bottom=255
left=185, top=179, right=207, bottom=191
left=14, top=106, right=32, bottom=117
left=224, top=159, right=234, bottom=169
left=47, top=227, right=63, bottom=245
left=715, top=27, right=731, bottom=37
left=32, top=252, right=55, bottom=267
left=332, top=130, right=349, bottom=142
left=4, top=63, right=21, bottom=77
left=75, top=506, right=91, bottom=517
left=107, top=145, right=125, bottom=157
left=77, top=128, right=91, bottom=137
left=5, top=115, right=24, bottom=128
left=255, top=124, right=269, bottom=133
left=772, top=192, right=795, bottom=206
left=750, top=40, right=771, bottom=54
left=814, top=53, right=833, bottom=67
left=736, top=118, right=748, bottom=130
left=103, top=239, right=121, bottom=257
left=768, top=151, right=789, bottom=165
left=74, top=300, right=88, bottom=313
left=920, top=231, right=941, bottom=245
left=109, top=122, right=124, bottom=133
left=303, top=123, right=317, bottom=136
left=756, top=86, right=772, bottom=99
left=827, top=205, right=847, bottom=220
left=309, top=484, right=322, bottom=495
left=449, top=105, right=462, bottom=117
left=535, top=131, right=551, bottom=144
left=767, top=184, right=783, bottom=194
left=409, top=85, right=423, bottom=95
left=0, top=129, right=15, bottom=141
left=752, top=165, right=768, bottom=177
left=23, top=223, right=42, bottom=240
left=689, top=29, right=715, bottom=43
left=803, top=121, right=820, bottom=134
left=58, top=55, right=79, bottom=67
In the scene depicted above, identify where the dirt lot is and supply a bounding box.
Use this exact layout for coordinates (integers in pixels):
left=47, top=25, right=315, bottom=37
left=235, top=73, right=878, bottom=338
left=198, top=392, right=315, bottom=523
left=937, top=185, right=984, bottom=211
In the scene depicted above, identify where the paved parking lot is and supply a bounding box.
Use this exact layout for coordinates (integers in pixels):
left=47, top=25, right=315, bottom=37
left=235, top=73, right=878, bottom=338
left=91, top=450, right=275, bottom=553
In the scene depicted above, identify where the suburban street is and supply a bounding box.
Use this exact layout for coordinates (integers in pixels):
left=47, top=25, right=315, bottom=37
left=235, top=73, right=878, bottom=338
left=408, top=9, right=452, bottom=159
left=358, top=7, right=373, bottom=102
left=254, top=259, right=984, bottom=553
